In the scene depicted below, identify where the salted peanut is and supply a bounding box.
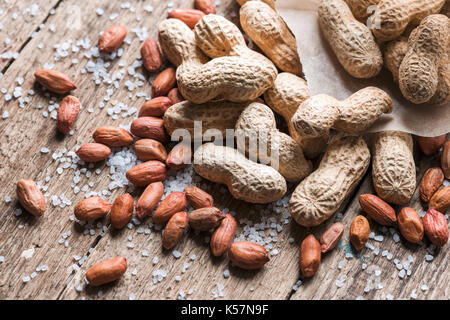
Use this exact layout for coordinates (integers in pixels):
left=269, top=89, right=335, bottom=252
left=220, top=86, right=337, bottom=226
left=195, top=0, right=216, bottom=14
left=134, top=139, right=167, bottom=162
left=228, top=241, right=270, bottom=270
left=188, top=207, right=225, bottom=231
left=370, top=0, right=445, bottom=42
left=98, top=25, right=127, bottom=53
left=384, top=36, right=409, bottom=83
left=210, top=214, right=237, bottom=257
left=359, top=194, right=397, bottom=226
left=320, top=222, right=344, bottom=253
left=34, top=69, right=76, bottom=94
left=141, top=38, right=162, bottom=72
left=235, top=101, right=312, bottom=182
left=162, top=211, right=188, bottom=249
left=167, top=88, right=184, bottom=105
left=399, top=14, right=450, bottom=105
left=158, top=15, right=277, bottom=104
left=130, top=117, right=168, bottom=143
left=152, top=192, right=187, bottom=225
left=300, top=234, right=321, bottom=277
left=110, top=194, right=134, bottom=230
left=125, top=161, right=167, bottom=187
left=138, top=97, right=173, bottom=117
left=344, top=0, right=381, bottom=21
left=136, top=182, right=164, bottom=219
left=16, top=179, right=46, bottom=217
left=164, top=100, right=251, bottom=140
left=350, top=215, right=370, bottom=251
left=86, top=256, right=127, bottom=286
left=152, top=67, right=176, bottom=97
left=184, top=186, right=213, bottom=209
left=290, top=136, right=370, bottom=227
left=239, top=1, right=303, bottom=75
left=166, top=142, right=192, bottom=171
left=423, top=208, right=449, bottom=246
left=194, top=143, right=287, bottom=204
left=420, top=168, right=445, bottom=203
left=168, top=8, right=205, bottom=28
left=371, top=131, right=416, bottom=205
left=57, top=95, right=80, bottom=134
left=93, top=126, right=133, bottom=147
left=318, top=0, right=383, bottom=78
left=418, top=135, right=447, bottom=156
left=264, top=72, right=327, bottom=159
left=398, top=207, right=424, bottom=243
left=429, top=186, right=450, bottom=213
left=442, top=141, right=450, bottom=179
left=74, top=197, right=111, bottom=221
left=76, top=143, right=111, bottom=162
left=292, top=87, right=393, bottom=142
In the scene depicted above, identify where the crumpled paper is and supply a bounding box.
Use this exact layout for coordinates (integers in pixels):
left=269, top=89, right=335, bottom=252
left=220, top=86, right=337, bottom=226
left=275, top=0, right=450, bottom=137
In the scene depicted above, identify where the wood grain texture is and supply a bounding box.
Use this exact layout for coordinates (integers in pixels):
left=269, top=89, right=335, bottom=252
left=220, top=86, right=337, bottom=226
left=0, top=0, right=448, bottom=300
left=0, top=0, right=60, bottom=70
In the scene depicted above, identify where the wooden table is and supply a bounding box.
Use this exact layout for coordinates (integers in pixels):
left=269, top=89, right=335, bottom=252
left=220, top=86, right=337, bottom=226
left=0, top=0, right=448, bottom=300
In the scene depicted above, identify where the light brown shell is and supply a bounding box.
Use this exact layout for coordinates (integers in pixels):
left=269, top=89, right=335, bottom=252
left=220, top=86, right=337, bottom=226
left=371, top=131, right=416, bottom=205
left=292, top=87, right=393, bottom=139
left=370, top=0, right=445, bottom=42
left=235, top=101, right=312, bottom=182
left=344, top=0, right=381, bottom=21
left=158, top=15, right=277, bottom=104
left=289, top=136, right=370, bottom=227
left=237, top=0, right=276, bottom=10
left=263, top=72, right=328, bottom=159
left=239, top=1, right=303, bottom=75
left=383, top=36, right=409, bottom=83
left=318, top=0, right=383, bottom=78
left=193, top=143, right=287, bottom=204
left=399, top=14, right=450, bottom=105
left=163, top=100, right=251, bottom=140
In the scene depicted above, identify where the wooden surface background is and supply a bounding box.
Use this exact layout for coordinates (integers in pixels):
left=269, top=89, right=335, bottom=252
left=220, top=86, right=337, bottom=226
left=0, top=0, right=448, bottom=300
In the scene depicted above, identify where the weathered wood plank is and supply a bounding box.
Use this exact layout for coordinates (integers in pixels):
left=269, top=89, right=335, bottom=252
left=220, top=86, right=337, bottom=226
left=290, top=147, right=449, bottom=300
left=0, top=0, right=60, bottom=71
left=0, top=0, right=227, bottom=299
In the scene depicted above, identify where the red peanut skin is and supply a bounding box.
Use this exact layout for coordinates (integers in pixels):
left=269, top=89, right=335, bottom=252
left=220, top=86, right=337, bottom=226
left=138, top=97, right=173, bottom=117
left=110, top=193, right=134, bottom=230
left=228, top=241, right=270, bottom=270
left=86, top=256, right=127, bottom=286
left=136, top=182, right=164, bottom=219
left=398, top=207, right=424, bottom=244
left=210, top=214, right=237, bottom=257
left=141, top=38, right=162, bottom=72
left=152, top=192, right=187, bottom=225
left=98, top=25, right=127, bottom=53
left=423, top=208, right=449, bottom=246
left=300, top=234, right=321, bottom=277
left=16, top=179, right=46, bottom=217
left=130, top=117, right=168, bottom=143
left=162, top=211, right=188, bottom=249
left=57, top=95, right=80, bottom=134
left=74, top=197, right=111, bottom=220
left=320, top=222, right=344, bottom=253
left=125, top=161, right=167, bottom=187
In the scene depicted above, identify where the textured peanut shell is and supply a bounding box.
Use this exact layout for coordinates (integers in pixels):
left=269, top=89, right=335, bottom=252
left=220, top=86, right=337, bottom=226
left=158, top=15, right=277, bottom=104
left=344, top=0, right=381, bottom=21
left=193, top=143, right=287, bottom=204
left=370, top=0, right=445, bottom=42
left=292, top=87, right=393, bottom=140
left=383, top=36, right=409, bottom=83
left=237, top=0, right=276, bottom=10
left=264, top=72, right=327, bottom=159
left=239, top=1, right=303, bottom=75
left=235, top=102, right=312, bottom=182
left=371, top=131, right=416, bottom=205
left=163, top=100, right=251, bottom=140
left=318, top=0, right=383, bottom=78
left=399, top=14, right=450, bottom=105
left=289, top=136, right=370, bottom=227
